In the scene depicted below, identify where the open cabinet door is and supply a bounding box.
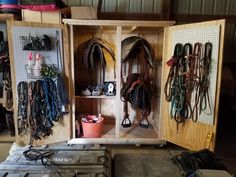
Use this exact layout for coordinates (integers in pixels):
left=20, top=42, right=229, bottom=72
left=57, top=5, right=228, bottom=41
left=161, top=20, right=225, bottom=151
left=7, top=21, right=71, bottom=146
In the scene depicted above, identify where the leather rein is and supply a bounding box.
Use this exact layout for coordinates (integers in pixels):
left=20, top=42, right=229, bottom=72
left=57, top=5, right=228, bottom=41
left=18, top=78, right=64, bottom=143
left=164, top=42, right=212, bottom=127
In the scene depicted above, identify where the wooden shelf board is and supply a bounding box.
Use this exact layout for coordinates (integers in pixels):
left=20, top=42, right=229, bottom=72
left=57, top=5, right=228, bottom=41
left=78, top=123, right=115, bottom=139
left=0, top=14, right=15, bottom=22
left=68, top=123, right=161, bottom=145
left=63, top=19, right=175, bottom=27
left=75, top=95, right=116, bottom=99
left=0, top=129, right=15, bottom=142
left=120, top=123, right=159, bottom=139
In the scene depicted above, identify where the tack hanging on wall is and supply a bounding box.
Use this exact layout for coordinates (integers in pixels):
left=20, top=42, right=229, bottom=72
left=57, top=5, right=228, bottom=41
left=172, top=26, right=220, bottom=126
left=11, top=26, right=64, bottom=88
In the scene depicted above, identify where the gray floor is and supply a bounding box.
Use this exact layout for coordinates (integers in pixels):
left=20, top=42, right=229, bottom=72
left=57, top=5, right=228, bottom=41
left=0, top=142, right=235, bottom=177
left=0, top=125, right=235, bottom=177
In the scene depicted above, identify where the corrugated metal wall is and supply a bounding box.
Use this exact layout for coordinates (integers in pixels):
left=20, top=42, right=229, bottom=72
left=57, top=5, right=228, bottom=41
left=62, top=0, right=236, bottom=64
left=173, top=0, right=236, bottom=64
left=173, top=0, right=236, bottom=15
left=62, top=0, right=162, bottom=13
left=62, top=0, right=236, bottom=15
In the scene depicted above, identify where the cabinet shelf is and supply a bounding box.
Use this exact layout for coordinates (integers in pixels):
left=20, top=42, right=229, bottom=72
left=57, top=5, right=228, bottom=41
left=0, top=130, right=15, bottom=143
left=75, top=95, right=116, bottom=99
left=63, top=19, right=175, bottom=28
left=120, top=124, right=159, bottom=139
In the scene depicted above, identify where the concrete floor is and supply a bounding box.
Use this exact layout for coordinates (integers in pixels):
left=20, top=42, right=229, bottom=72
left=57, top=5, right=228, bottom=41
left=0, top=140, right=235, bottom=176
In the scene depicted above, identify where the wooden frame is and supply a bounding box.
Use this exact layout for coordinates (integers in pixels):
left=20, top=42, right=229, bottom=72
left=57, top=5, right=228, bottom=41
left=63, top=19, right=225, bottom=151
left=7, top=21, right=71, bottom=146
left=63, top=19, right=175, bottom=145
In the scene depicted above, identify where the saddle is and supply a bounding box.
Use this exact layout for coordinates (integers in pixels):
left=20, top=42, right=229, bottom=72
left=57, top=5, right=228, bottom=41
left=121, top=36, right=154, bottom=128
left=83, top=38, right=115, bottom=84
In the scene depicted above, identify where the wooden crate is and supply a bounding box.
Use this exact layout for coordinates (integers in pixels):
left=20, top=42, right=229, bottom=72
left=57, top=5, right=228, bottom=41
left=71, top=6, right=97, bottom=19
left=21, top=8, right=70, bottom=24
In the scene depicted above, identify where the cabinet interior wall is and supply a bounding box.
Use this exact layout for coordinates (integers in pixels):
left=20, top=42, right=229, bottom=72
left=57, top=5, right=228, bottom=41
left=72, top=25, right=165, bottom=142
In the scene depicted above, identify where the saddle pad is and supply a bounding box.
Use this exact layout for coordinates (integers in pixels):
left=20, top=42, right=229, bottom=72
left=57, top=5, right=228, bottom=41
left=114, top=152, right=181, bottom=177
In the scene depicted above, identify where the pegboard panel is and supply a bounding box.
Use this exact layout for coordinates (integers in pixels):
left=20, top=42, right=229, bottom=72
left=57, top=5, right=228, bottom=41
left=172, top=26, right=220, bottom=125
left=11, top=26, right=63, bottom=89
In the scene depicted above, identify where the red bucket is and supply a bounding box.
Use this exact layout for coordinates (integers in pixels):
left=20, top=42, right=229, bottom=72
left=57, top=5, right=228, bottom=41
left=81, top=115, right=104, bottom=138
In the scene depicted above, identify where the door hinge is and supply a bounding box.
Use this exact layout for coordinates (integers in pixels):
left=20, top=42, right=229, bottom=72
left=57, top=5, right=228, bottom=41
left=204, top=131, right=214, bottom=149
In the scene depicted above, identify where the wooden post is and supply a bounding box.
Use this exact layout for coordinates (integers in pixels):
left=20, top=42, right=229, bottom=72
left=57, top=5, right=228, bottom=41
left=161, top=0, right=171, bottom=20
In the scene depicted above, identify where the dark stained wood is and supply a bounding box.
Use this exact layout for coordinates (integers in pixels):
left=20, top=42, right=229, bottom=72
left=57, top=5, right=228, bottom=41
left=99, top=12, right=236, bottom=24
left=97, top=0, right=102, bottom=19
left=172, top=14, right=236, bottom=23
left=99, top=12, right=161, bottom=20
left=161, top=0, right=171, bottom=20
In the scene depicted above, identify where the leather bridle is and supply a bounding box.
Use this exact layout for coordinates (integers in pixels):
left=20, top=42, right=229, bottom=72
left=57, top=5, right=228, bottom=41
left=164, top=42, right=213, bottom=127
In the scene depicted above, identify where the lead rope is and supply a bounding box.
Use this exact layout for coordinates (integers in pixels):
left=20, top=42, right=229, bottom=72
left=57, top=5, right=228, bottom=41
left=165, top=43, right=196, bottom=131
left=165, top=43, right=185, bottom=129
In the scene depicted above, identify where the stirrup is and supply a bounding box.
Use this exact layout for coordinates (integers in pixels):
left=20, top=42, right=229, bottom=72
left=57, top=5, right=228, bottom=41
left=121, top=115, right=131, bottom=128
left=139, top=117, right=149, bottom=128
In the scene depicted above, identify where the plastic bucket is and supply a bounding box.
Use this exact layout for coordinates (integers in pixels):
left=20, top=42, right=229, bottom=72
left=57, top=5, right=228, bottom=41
left=81, top=115, right=104, bottom=138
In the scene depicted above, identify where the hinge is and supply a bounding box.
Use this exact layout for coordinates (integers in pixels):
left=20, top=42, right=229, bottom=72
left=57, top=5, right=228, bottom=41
left=204, top=131, right=214, bottom=149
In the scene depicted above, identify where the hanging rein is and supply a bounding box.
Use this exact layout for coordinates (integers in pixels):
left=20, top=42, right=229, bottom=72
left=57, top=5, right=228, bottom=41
left=18, top=78, right=65, bottom=141
left=164, top=42, right=212, bottom=126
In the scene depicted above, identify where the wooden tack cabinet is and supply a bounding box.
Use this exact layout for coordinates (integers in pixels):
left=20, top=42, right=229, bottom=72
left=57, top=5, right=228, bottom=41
left=7, top=19, right=225, bottom=151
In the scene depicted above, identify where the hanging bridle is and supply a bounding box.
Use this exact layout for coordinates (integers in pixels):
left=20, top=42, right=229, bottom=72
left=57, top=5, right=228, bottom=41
left=164, top=42, right=213, bottom=127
